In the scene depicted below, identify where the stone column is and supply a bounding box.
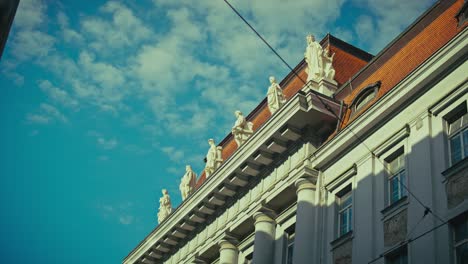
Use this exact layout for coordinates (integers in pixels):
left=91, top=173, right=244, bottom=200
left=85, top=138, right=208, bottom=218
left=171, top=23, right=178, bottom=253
left=293, top=177, right=317, bottom=264
left=252, top=211, right=276, bottom=264
left=219, top=239, right=239, bottom=264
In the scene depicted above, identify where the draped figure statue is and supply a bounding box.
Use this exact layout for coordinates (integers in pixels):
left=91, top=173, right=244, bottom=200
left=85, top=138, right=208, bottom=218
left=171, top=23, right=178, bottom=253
left=267, top=76, right=286, bottom=114
left=179, top=165, right=197, bottom=201
left=157, top=189, right=172, bottom=223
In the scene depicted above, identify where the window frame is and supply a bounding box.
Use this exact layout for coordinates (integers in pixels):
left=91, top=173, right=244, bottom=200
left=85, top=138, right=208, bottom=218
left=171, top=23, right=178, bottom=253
left=384, top=245, right=408, bottom=264
left=336, top=185, right=353, bottom=237
left=385, top=148, right=407, bottom=206
left=452, top=213, right=468, bottom=264
left=285, top=233, right=295, bottom=264
left=350, top=81, right=381, bottom=115
left=446, top=106, right=468, bottom=166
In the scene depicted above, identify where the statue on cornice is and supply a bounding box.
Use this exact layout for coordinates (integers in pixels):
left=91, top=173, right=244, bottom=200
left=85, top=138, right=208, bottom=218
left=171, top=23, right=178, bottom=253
left=205, top=139, right=223, bottom=178
left=304, top=34, right=324, bottom=82
left=231, top=110, right=254, bottom=147
left=267, top=76, right=287, bottom=114
left=157, top=189, right=172, bottom=224
left=323, top=45, right=336, bottom=81
left=179, top=165, right=197, bottom=201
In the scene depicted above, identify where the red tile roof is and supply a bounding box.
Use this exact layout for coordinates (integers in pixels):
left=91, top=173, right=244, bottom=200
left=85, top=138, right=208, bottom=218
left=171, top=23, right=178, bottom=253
left=337, top=0, right=465, bottom=131
left=195, top=37, right=372, bottom=188
left=195, top=0, right=465, bottom=188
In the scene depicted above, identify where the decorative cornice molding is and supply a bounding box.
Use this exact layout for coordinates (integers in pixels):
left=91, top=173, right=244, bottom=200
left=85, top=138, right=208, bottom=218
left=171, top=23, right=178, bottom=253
left=325, top=164, right=357, bottom=192
left=429, top=80, right=468, bottom=116
left=373, top=124, right=410, bottom=158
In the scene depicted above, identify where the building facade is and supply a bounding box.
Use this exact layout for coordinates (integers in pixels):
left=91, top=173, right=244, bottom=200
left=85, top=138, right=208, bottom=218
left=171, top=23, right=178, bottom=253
left=124, top=0, right=468, bottom=263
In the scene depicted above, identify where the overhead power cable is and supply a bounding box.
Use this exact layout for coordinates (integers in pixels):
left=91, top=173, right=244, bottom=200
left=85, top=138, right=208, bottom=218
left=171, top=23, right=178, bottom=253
left=222, top=0, right=445, bottom=224
left=368, top=219, right=449, bottom=263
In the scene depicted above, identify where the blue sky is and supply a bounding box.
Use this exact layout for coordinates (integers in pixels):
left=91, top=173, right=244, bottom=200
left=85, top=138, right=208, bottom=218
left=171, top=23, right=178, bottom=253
left=0, top=0, right=435, bottom=263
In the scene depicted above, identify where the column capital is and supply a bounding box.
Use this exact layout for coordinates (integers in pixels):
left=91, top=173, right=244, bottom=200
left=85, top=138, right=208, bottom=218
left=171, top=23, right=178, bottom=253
left=295, top=177, right=316, bottom=194
left=218, top=239, right=238, bottom=250
left=253, top=211, right=276, bottom=225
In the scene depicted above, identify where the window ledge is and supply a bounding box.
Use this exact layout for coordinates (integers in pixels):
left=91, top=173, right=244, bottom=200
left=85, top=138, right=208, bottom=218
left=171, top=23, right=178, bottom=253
left=330, top=231, right=353, bottom=250
left=381, top=196, right=408, bottom=220
left=442, top=157, right=468, bottom=181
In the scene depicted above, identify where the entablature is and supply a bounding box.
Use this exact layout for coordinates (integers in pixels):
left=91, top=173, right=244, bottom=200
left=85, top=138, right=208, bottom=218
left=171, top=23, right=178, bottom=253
left=124, top=88, right=340, bottom=264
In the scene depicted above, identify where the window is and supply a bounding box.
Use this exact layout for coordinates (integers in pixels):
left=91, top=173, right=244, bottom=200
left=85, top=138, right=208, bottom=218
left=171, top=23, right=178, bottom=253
left=447, top=105, right=468, bottom=165
left=337, top=186, right=352, bottom=237
left=243, top=253, right=253, bottom=264
left=351, top=81, right=381, bottom=114
left=385, top=246, right=408, bottom=264
left=286, top=233, right=294, bottom=264
left=386, top=150, right=407, bottom=205
left=456, top=1, right=467, bottom=27
left=453, top=214, right=468, bottom=264
left=355, top=89, right=377, bottom=111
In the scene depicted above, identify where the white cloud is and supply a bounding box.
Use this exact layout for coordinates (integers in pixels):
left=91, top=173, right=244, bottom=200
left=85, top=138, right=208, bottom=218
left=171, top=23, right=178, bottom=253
left=78, top=51, right=125, bottom=97
left=119, top=215, right=134, bottom=225
left=97, top=137, right=118, bottom=150
left=6, top=0, right=439, bottom=185
left=11, top=30, right=55, bottom=61
left=13, top=0, right=46, bottom=30
left=124, top=144, right=152, bottom=155
left=81, top=1, right=152, bottom=53
left=38, top=80, right=79, bottom=109
left=353, top=0, right=435, bottom=52
left=40, top=103, right=68, bottom=123
left=9, top=0, right=55, bottom=62
left=97, top=202, right=136, bottom=225
left=355, top=15, right=375, bottom=44
left=26, top=114, right=50, bottom=124
left=161, top=146, right=184, bottom=162
left=57, top=11, right=84, bottom=44
left=26, top=104, right=68, bottom=124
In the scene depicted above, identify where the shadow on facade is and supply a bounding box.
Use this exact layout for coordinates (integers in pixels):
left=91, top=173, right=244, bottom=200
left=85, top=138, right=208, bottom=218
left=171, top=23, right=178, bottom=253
left=192, top=123, right=465, bottom=264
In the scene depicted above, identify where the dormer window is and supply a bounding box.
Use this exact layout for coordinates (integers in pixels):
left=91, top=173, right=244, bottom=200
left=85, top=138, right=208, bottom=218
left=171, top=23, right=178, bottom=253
left=456, top=1, right=468, bottom=27
left=351, top=81, right=381, bottom=114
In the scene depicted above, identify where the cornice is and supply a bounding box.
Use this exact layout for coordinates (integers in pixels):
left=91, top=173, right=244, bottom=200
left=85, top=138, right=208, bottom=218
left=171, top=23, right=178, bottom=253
left=325, top=164, right=357, bottom=193
left=124, top=88, right=340, bottom=264
left=313, top=27, right=468, bottom=171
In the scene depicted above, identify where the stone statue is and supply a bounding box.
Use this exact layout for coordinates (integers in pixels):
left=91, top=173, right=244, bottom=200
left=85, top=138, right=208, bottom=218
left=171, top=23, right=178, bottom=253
left=179, top=165, right=197, bottom=201
left=304, top=34, right=324, bottom=82
left=267, top=76, right=286, bottom=114
left=157, top=189, right=172, bottom=223
left=231, top=110, right=254, bottom=147
left=323, top=46, right=336, bottom=81
left=205, top=139, right=223, bottom=177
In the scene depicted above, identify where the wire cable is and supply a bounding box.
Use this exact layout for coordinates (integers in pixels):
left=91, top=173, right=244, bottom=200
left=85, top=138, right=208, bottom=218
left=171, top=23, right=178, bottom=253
left=406, top=209, right=429, bottom=239
left=222, top=0, right=445, bottom=224
left=368, top=219, right=448, bottom=263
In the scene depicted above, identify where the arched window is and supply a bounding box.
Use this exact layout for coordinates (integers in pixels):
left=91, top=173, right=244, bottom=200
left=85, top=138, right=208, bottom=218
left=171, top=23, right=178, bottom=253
left=351, top=81, right=381, bottom=114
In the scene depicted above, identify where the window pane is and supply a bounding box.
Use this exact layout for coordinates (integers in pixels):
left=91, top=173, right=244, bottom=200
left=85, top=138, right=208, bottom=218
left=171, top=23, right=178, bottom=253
left=463, top=113, right=468, bottom=127
left=386, top=248, right=408, bottom=264
left=450, top=118, right=463, bottom=135
left=388, top=154, right=404, bottom=173
left=340, top=194, right=352, bottom=209
left=454, top=221, right=468, bottom=242
left=456, top=242, right=468, bottom=264
left=340, top=212, right=348, bottom=235
left=463, top=129, right=468, bottom=159
left=451, top=135, right=462, bottom=164
left=286, top=241, right=294, bottom=264
left=399, top=171, right=406, bottom=197
left=390, top=177, right=400, bottom=203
